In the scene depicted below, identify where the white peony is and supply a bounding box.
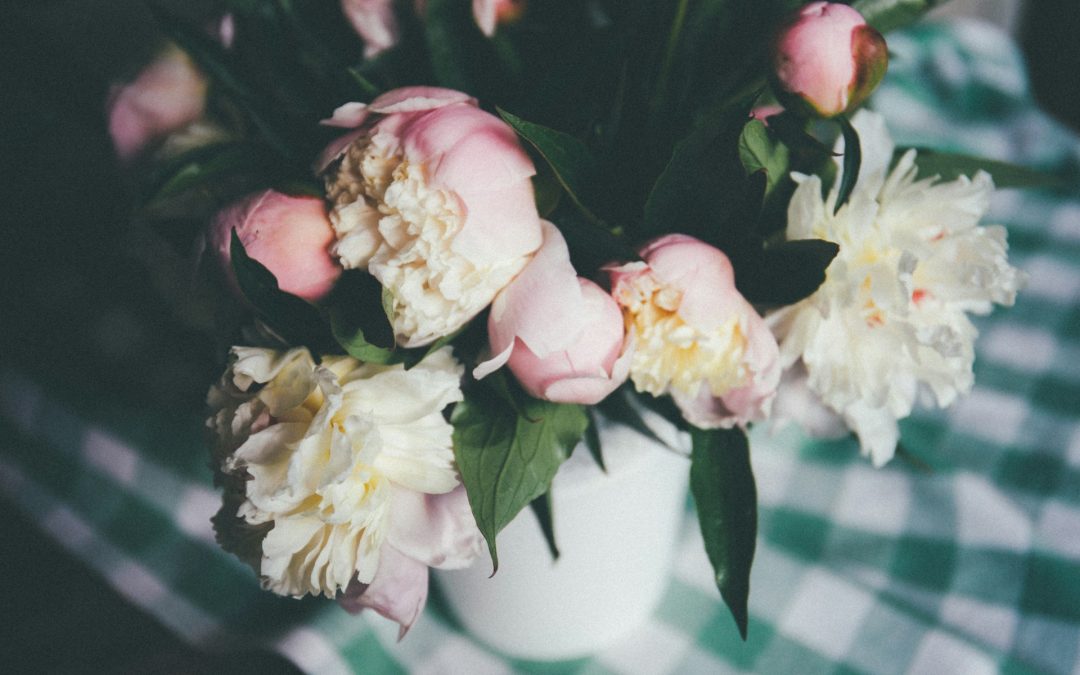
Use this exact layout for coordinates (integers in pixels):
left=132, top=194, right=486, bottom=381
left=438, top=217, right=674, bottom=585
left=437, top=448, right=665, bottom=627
left=208, top=345, right=481, bottom=625
left=768, top=110, right=1024, bottom=466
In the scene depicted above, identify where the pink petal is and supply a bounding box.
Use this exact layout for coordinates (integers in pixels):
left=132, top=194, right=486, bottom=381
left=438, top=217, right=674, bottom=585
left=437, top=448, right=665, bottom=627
left=369, top=86, right=477, bottom=114
left=386, top=485, right=483, bottom=570
left=338, top=545, right=429, bottom=639
left=321, top=101, right=370, bottom=128
left=474, top=221, right=583, bottom=380
left=640, top=235, right=741, bottom=332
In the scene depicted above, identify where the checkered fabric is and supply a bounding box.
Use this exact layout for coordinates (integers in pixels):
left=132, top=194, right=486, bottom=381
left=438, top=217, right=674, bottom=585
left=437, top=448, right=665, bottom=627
left=1, top=19, right=1078, bottom=675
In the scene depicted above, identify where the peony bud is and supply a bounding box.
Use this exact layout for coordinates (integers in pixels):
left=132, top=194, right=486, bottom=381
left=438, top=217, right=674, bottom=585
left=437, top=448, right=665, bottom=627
left=107, top=46, right=208, bottom=162
left=474, top=221, right=631, bottom=404
left=607, top=235, right=780, bottom=429
left=770, top=2, right=887, bottom=118
left=472, top=0, right=527, bottom=36
left=341, top=0, right=402, bottom=59
left=208, top=190, right=342, bottom=303
left=320, top=87, right=542, bottom=348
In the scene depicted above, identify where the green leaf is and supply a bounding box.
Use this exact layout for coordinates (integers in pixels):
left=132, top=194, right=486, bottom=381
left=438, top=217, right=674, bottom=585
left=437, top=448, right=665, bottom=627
left=738, top=120, right=790, bottom=199
left=230, top=230, right=331, bottom=350
left=326, top=270, right=397, bottom=363
left=452, top=392, right=589, bottom=572
left=596, top=387, right=671, bottom=451
left=330, top=312, right=397, bottom=364
left=584, top=409, right=606, bottom=472
left=690, top=427, right=757, bottom=640
left=905, top=149, right=1061, bottom=189
left=734, top=239, right=840, bottom=307
left=643, top=103, right=758, bottom=248
left=851, top=0, right=946, bottom=33
left=834, top=115, right=862, bottom=215
left=529, top=491, right=560, bottom=561
left=145, top=143, right=265, bottom=205
left=498, top=108, right=602, bottom=225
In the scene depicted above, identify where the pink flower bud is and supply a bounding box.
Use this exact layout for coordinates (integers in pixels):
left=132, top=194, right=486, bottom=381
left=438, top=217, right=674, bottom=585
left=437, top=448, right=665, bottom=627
left=607, top=235, right=780, bottom=429
left=771, top=2, right=888, bottom=118
left=107, top=46, right=207, bottom=162
left=474, top=221, right=631, bottom=405
left=472, top=0, right=526, bottom=36
left=208, top=190, right=342, bottom=303
left=341, top=0, right=403, bottom=59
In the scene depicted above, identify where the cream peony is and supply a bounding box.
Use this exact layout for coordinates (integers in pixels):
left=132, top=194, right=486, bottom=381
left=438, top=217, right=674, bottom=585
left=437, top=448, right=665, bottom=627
left=208, top=346, right=482, bottom=633
left=769, top=110, right=1024, bottom=466
left=321, top=87, right=542, bottom=348
left=607, top=235, right=780, bottom=429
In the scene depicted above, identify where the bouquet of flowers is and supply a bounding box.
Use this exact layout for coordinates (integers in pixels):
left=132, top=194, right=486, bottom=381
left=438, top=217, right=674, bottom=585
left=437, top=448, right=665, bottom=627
left=109, top=0, right=1027, bottom=641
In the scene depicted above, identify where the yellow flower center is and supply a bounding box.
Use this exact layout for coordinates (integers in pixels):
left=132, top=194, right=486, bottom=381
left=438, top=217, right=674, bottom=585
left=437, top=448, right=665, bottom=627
left=616, top=272, right=749, bottom=400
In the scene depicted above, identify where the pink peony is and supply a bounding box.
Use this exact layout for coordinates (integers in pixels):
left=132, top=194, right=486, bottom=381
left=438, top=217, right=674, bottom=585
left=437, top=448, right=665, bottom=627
left=338, top=485, right=480, bottom=636
left=208, top=190, right=342, bottom=303
left=107, top=46, right=208, bottom=162
left=607, top=235, right=780, bottom=429
left=320, top=86, right=542, bottom=348
left=474, top=221, right=631, bottom=404
left=770, top=2, right=887, bottom=118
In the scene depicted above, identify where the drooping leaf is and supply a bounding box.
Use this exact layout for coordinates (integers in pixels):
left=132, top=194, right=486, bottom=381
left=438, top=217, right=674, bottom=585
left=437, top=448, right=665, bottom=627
left=852, top=0, right=946, bottom=34
left=452, top=391, right=589, bottom=573
left=738, top=119, right=791, bottom=199
left=498, top=108, right=603, bottom=225
left=834, top=114, right=862, bottom=214
left=529, top=491, right=560, bottom=561
left=230, top=230, right=331, bottom=350
left=596, top=387, right=670, bottom=450
left=690, top=426, right=757, bottom=640
left=583, top=408, right=606, bottom=472
left=905, top=149, right=1060, bottom=189
left=734, top=239, right=840, bottom=307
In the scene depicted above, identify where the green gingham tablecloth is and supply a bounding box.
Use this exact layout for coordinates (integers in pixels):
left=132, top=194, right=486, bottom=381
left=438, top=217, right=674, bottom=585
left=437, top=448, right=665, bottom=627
left=2, top=19, right=1079, bottom=675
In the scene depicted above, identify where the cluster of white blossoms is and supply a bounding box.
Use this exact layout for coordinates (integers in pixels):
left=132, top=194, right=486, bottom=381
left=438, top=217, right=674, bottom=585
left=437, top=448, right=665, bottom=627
left=769, top=111, right=1024, bottom=465
left=208, top=346, right=480, bottom=602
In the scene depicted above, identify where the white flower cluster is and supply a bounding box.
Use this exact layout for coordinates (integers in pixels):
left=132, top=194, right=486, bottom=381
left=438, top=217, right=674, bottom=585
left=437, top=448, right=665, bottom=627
left=208, top=346, right=473, bottom=599
left=770, top=111, right=1024, bottom=465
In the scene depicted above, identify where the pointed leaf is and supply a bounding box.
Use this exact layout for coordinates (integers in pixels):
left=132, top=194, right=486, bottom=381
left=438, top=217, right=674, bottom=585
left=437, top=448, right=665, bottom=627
left=734, top=239, right=840, bottom=306
left=529, top=491, right=560, bottom=561
left=452, top=392, right=588, bottom=573
left=738, top=119, right=791, bottom=199
left=230, top=230, right=331, bottom=350
left=584, top=408, right=606, bottom=472
left=690, top=426, right=757, bottom=640
left=596, top=387, right=671, bottom=450
left=834, top=115, right=862, bottom=215
left=643, top=103, right=757, bottom=248
left=498, top=108, right=602, bottom=225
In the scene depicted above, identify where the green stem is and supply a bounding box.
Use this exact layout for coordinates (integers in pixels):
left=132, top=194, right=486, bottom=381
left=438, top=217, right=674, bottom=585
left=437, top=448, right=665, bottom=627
left=651, top=0, right=691, bottom=114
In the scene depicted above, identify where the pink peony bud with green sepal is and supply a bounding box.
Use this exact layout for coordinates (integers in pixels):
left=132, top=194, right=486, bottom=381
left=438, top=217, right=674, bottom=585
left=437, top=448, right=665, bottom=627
left=770, top=2, right=888, bottom=119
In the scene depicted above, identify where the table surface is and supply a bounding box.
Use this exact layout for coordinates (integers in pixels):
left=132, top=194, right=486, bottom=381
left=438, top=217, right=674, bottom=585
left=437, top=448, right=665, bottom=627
left=1, top=19, right=1078, bottom=675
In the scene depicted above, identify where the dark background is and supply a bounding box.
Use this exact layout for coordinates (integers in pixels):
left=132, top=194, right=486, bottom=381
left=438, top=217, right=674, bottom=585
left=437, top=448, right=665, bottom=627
left=1, top=1, right=1077, bottom=671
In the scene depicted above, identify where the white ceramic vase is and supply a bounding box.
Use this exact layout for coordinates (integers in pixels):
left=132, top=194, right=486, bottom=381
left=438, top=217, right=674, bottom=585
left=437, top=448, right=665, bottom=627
left=435, top=410, right=690, bottom=660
